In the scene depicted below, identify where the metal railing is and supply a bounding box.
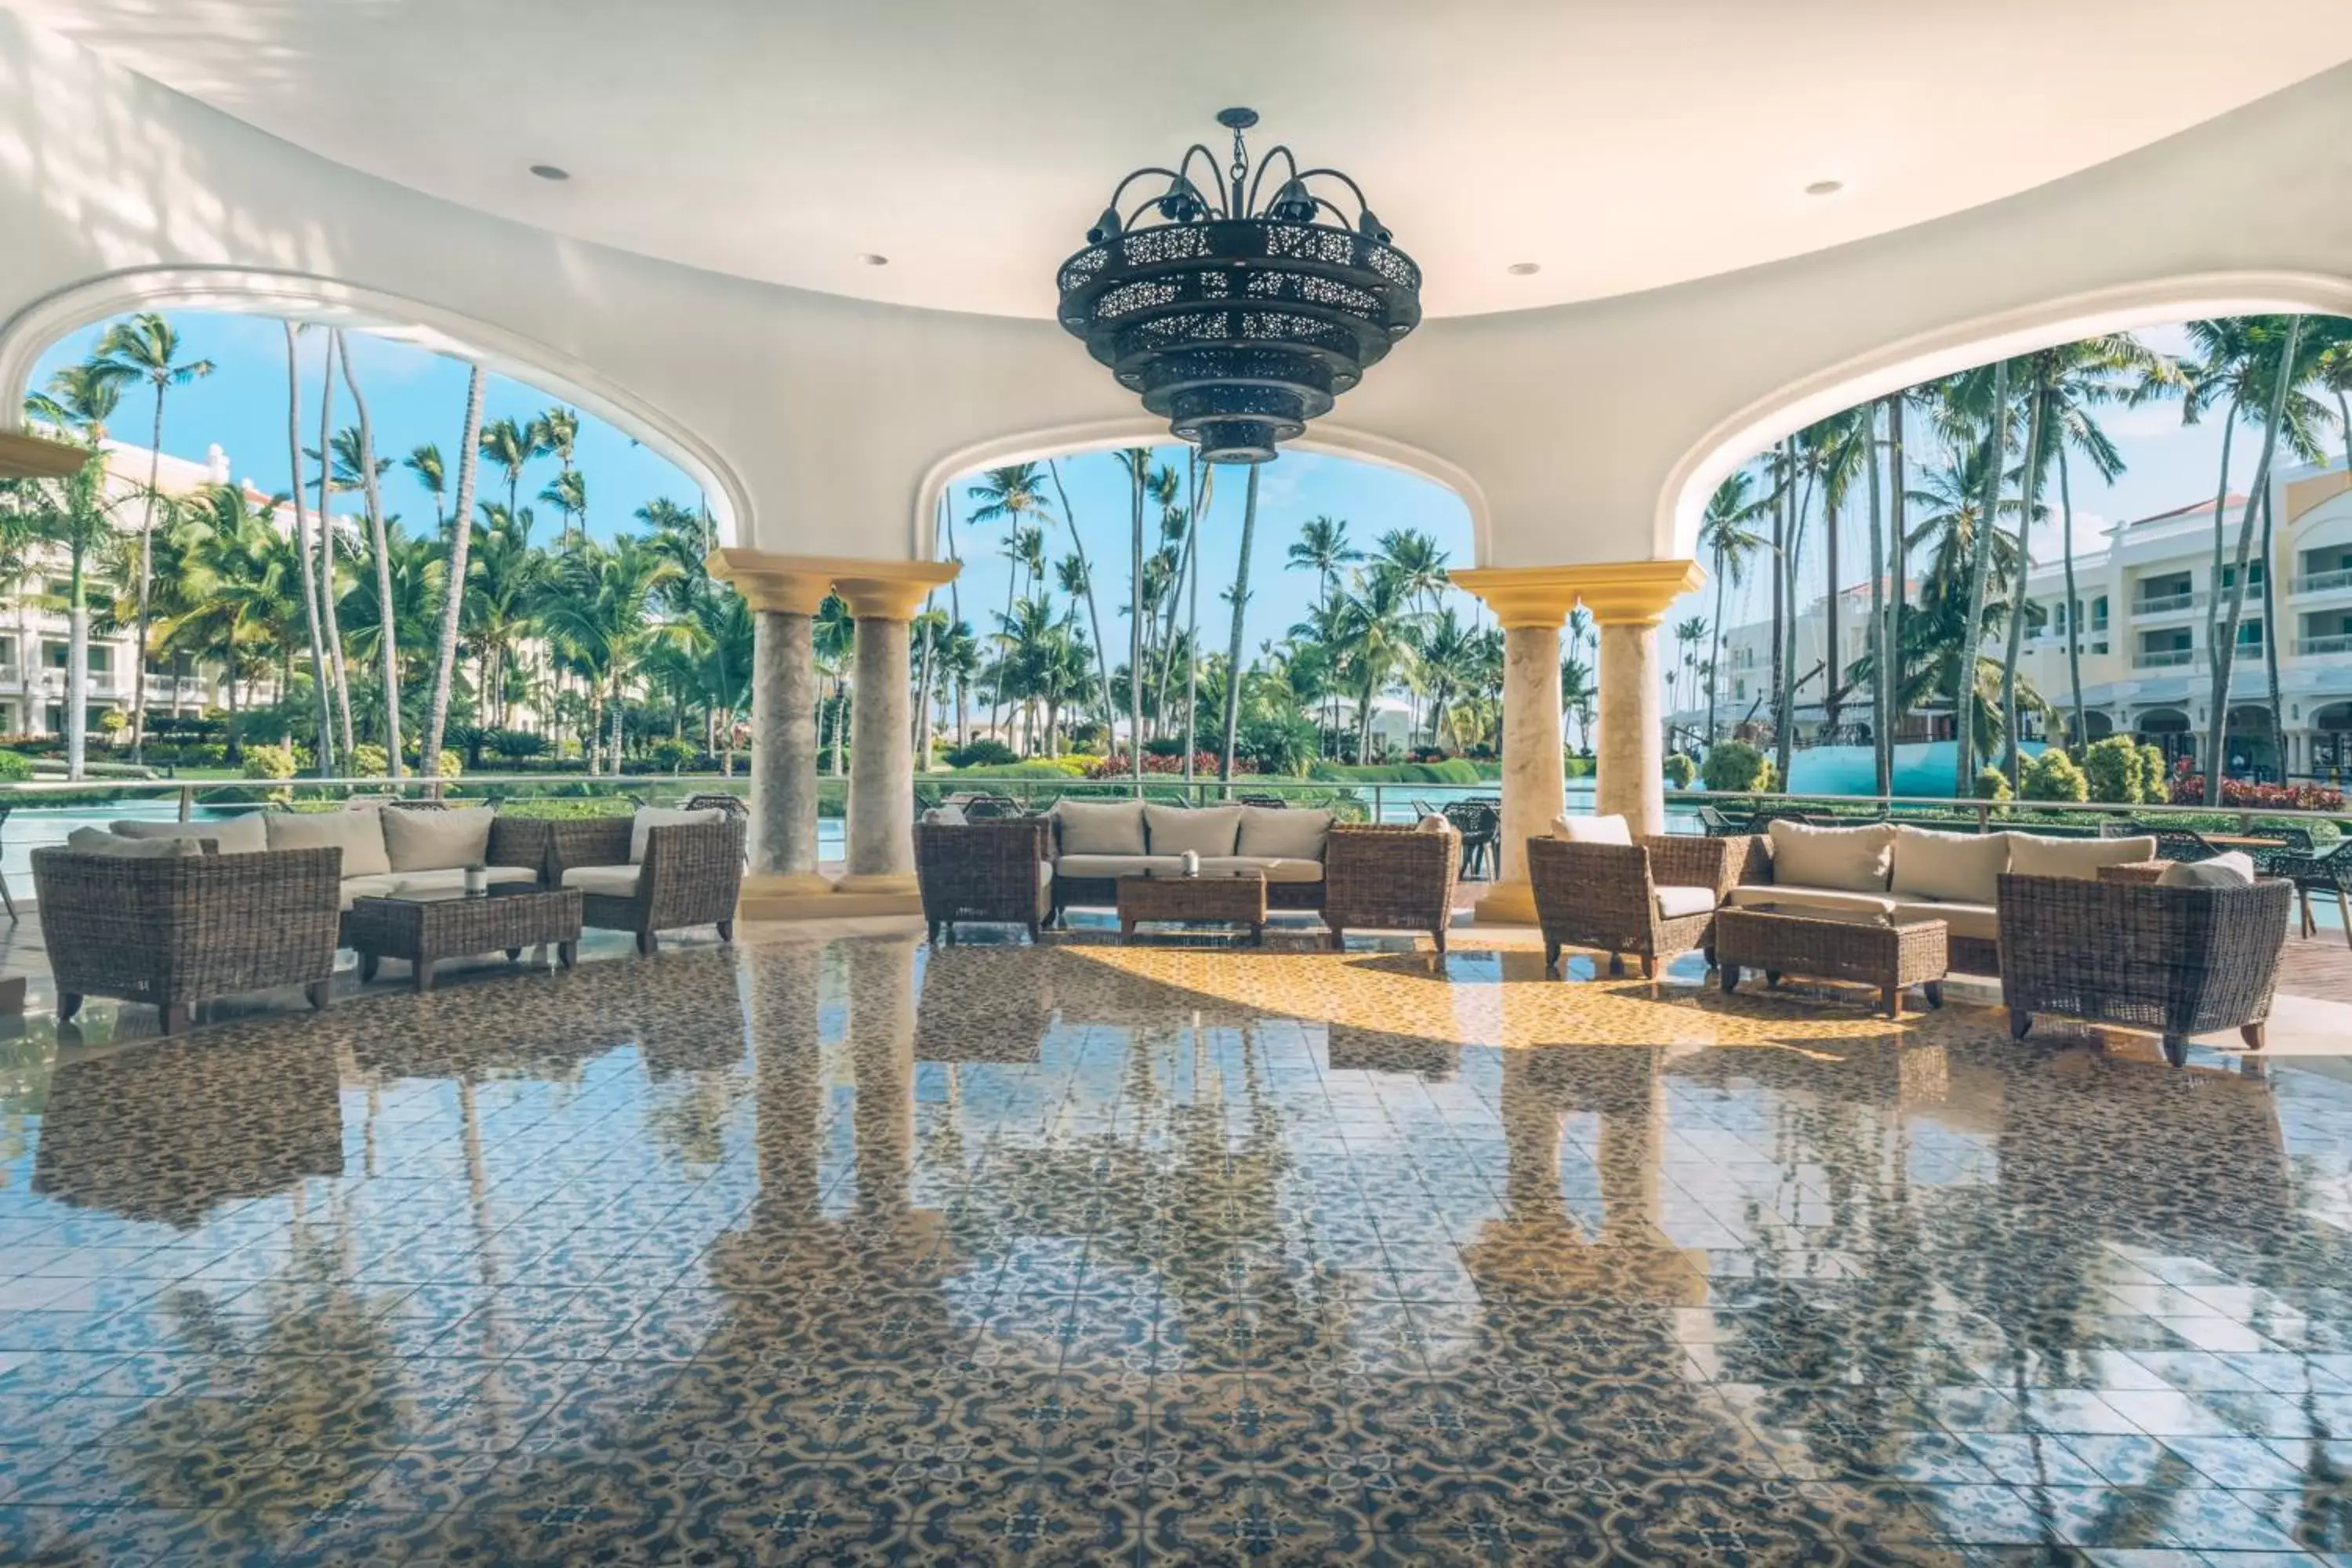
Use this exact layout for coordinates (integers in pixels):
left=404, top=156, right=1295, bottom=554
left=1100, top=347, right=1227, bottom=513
left=2293, top=567, right=2352, bottom=595
left=2296, top=633, right=2352, bottom=656
left=2133, top=648, right=2199, bottom=669
left=2134, top=590, right=2203, bottom=615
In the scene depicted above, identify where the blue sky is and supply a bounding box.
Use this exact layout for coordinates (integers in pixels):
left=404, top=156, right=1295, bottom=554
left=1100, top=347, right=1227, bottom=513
left=31, top=311, right=2324, bottom=652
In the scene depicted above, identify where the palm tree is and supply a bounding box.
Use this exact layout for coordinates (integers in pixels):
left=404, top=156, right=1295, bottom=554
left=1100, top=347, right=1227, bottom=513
left=479, top=416, right=535, bottom=519
left=1109, top=448, right=1158, bottom=775
left=967, top=462, right=1052, bottom=747
left=421, top=364, right=487, bottom=781
left=1673, top=617, right=1708, bottom=717
left=1798, top=410, right=1871, bottom=733
left=151, top=484, right=289, bottom=747
left=1220, top=463, right=1262, bottom=782
left=539, top=468, right=588, bottom=541
left=404, top=444, right=448, bottom=534
left=1415, top=604, right=1483, bottom=751
left=314, top=330, right=355, bottom=762
left=1954, top=361, right=2011, bottom=793
left=461, top=504, right=544, bottom=728
left=336, top=329, right=403, bottom=777
left=530, top=406, right=579, bottom=477
left=538, top=535, right=681, bottom=775
left=1287, top=516, right=1363, bottom=741
left=20, top=370, right=125, bottom=779
left=280, top=324, right=335, bottom=772
left=93, top=312, right=214, bottom=760
left=1697, top=470, right=1769, bottom=746
left=1335, top=568, right=1419, bottom=763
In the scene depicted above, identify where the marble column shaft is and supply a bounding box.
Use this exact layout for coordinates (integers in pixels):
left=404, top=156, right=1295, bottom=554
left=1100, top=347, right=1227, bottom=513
left=842, top=612, right=916, bottom=892
left=1497, top=623, right=1569, bottom=891
left=1596, top=619, right=1667, bottom=838
left=750, top=609, right=825, bottom=889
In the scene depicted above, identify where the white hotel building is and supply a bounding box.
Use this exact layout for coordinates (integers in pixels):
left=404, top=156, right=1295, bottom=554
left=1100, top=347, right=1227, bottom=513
left=1675, top=455, right=2352, bottom=783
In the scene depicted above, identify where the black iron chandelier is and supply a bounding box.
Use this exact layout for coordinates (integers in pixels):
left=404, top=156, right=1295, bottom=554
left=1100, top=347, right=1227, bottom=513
left=1055, top=107, right=1421, bottom=464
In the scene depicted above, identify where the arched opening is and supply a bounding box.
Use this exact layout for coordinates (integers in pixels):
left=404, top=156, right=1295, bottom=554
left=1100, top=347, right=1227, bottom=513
left=2136, top=707, right=2194, bottom=771
left=2224, top=705, right=2280, bottom=783
left=2313, top=701, right=2352, bottom=782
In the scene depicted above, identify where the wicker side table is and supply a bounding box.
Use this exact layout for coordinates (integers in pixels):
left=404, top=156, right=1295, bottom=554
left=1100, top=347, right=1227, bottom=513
left=344, top=886, right=585, bottom=994
left=1715, top=903, right=1947, bottom=1018
left=1116, top=872, right=1269, bottom=943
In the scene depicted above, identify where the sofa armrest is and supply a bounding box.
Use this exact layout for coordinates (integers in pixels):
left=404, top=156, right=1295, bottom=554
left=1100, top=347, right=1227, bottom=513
left=1644, top=834, right=1746, bottom=900
left=543, top=816, right=637, bottom=884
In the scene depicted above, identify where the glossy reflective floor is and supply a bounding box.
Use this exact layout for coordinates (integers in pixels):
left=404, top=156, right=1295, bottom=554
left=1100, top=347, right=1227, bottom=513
left=4, top=931, right=2352, bottom=1564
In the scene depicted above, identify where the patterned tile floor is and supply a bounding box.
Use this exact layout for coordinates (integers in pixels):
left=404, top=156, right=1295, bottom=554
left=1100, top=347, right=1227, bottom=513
left=3, top=924, right=2352, bottom=1563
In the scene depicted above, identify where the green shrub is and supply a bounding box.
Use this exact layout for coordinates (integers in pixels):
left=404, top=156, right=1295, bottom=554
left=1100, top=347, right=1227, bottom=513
left=946, top=739, right=1018, bottom=769
left=649, top=738, right=698, bottom=773
left=1663, top=753, right=1697, bottom=789
left=488, top=728, right=549, bottom=762
left=2138, top=743, right=2171, bottom=804
left=1238, top=713, right=1318, bottom=777
left=1308, top=759, right=1483, bottom=785
left=350, top=743, right=389, bottom=778
left=2081, top=735, right=2148, bottom=804
left=2020, top=748, right=2089, bottom=803
left=1564, top=754, right=1595, bottom=780
left=241, top=748, right=295, bottom=795
left=1974, top=765, right=2013, bottom=803
left=0, top=750, right=31, bottom=782
left=1700, top=739, right=1774, bottom=793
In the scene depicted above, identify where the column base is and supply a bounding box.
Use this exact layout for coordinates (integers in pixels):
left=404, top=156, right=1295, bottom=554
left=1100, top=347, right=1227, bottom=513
left=1472, top=879, right=1539, bottom=926
left=833, top=871, right=918, bottom=897
left=739, top=872, right=924, bottom=922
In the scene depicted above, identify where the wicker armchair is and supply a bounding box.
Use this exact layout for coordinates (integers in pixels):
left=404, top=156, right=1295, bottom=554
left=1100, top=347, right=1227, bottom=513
left=1996, top=871, right=2292, bottom=1065
left=1323, top=823, right=1460, bottom=952
left=542, top=813, right=746, bottom=954
left=1528, top=833, right=1750, bottom=979
left=916, top=818, right=1051, bottom=943
left=31, top=845, right=342, bottom=1033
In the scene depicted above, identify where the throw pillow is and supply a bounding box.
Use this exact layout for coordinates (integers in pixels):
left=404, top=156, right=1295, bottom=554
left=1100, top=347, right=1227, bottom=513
left=110, top=815, right=267, bottom=854
left=1889, top=825, right=2010, bottom=904
left=1766, top=820, right=1895, bottom=893
left=630, top=806, right=724, bottom=865
left=923, top=804, right=969, bottom=826
left=68, top=826, right=202, bottom=858
left=1417, top=813, right=1454, bottom=834
left=1144, top=804, right=1243, bottom=857
left=2006, top=833, right=2158, bottom=880
left=265, top=808, right=392, bottom=877
left=381, top=806, right=497, bottom=872
left=1236, top=807, right=1332, bottom=860
left=1049, top=798, right=1149, bottom=856
left=2158, top=851, right=2256, bottom=888
left=1552, top=814, right=1633, bottom=845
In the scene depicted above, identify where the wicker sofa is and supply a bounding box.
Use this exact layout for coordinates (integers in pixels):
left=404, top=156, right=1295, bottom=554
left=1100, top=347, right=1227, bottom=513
left=32, top=840, right=342, bottom=1033
left=542, top=808, right=746, bottom=953
left=1998, top=871, right=2292, bottom=1065
left=96, top=804, right=547, bottom=912
left=1726, top=820, right=2160, bottom=975
left=1529, top=823, right=1749, bottom=978
left=1041, top=799, right=1338, bottom=918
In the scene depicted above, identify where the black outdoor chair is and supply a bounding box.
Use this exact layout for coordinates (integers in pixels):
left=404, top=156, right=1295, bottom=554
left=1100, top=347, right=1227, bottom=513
left=2129, top=822, right=2223, bottom=864
left=1237, top=794, right=1288, bottom=809
left=0, top=803, right=13, bottom=920
left=1695, top=804, right=1750, bottom=837
left=2271, top=841, right=2352, bottom=948
left=1443, top=800, right=1501, bottom=880
left=964, top=795, right=1022, bottom=821
left=2245, top=824, right=2315, bottom=879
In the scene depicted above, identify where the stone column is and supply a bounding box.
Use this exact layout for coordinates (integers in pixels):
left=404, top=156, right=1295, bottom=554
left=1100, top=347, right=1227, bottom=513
left=835, top=570, right=953, bottom=896
left=708, top=550, right=837, bottom=909
left=1581, top=561, right=1706, bottom=840
left=1452, top=568, right=1582, bottom=925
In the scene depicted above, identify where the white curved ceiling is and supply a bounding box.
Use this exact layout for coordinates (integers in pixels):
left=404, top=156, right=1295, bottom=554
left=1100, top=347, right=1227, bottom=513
left=9, top=0, right=2349, bottom=319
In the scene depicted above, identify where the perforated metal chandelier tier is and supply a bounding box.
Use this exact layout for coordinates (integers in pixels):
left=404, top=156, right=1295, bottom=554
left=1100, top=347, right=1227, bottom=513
left=1055, top=108, right=1421, bottom=464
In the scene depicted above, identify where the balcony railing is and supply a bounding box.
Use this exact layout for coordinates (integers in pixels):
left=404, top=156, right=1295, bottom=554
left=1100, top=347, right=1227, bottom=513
left=2134, top=590, right=2203, bottom=615
left=2133, top=648, right=2198, bottom=669
left=2293, top=568, right=2352, bottom=595
left=2296, top=633, right=2352, bottom=656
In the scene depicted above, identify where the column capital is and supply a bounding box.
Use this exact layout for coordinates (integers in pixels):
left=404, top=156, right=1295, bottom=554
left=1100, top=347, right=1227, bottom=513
left=1448, top=566, right=1584, bottom=630
left=1573, top=559, right=1705, bottom=627
left=704, top=550, right=958, bottom=619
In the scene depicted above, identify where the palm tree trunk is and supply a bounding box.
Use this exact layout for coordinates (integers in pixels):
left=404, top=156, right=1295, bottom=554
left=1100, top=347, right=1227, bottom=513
left=317, top=331, right=356, bottom=764
left=1704, top=543, right=1727, bottom=750
left=2260, top=485, right=2285, bottom=780
left=1887, top=394, right=1908, bottom=746
left=1042, top=462, right=1116, bottom=729
left=2060, top=445, right=2087, bottom=754
left=2206, top=316, right=2304, bottom=804
left=338, top=332, right=402, bottom=780
left=1865, top=401, right=1889, bottom=796
left=1771, top=440, right=1793, bottom=789
left=1219, top=463, right=1260, bottom=786
left=913, top=597, right=935, bottom=764
left=1130, top=461, right=1145, bottom=786
left=423, top=363, right=486, bottom=787
left=2001, top=382, right=2049, bottom=785
left=130, top=381, right=166, bottom=763
left=1958, top=360, right=2009, bottom=795
left=610, top=673, right=626, bottom=773
left=1822, top=491, right=1842, bottom=733
left=64, top=554, right=87, bottom=782
left=283, top=323, right=336, bottom=775
left=2201, top=408, right=2241, bottom=782
left=1356, top=672, right=1376, bottom=764
left=1181, top=479, right=1202, bottom=782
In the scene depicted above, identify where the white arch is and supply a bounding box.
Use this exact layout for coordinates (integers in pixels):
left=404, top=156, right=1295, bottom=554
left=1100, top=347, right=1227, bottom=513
left=911, top=416, right=1494, bottom=564
left=0, top=266, right=755, bottom=544
left=1653, top=270, right=2352, bottom=561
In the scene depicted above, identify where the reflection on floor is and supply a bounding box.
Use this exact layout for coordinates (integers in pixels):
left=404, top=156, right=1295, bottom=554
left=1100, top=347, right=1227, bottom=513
left=2, top=929, right=2351, bottom=1563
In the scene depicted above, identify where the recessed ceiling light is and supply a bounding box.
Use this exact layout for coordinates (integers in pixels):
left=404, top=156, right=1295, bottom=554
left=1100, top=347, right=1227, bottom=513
left=859, top=252, right=890, bottom=267
left=1805, top=180, right=1845, bottom=197
left=1505, top=261, right=1541, bottom=276
left=529, top=164, right=569, bottom=181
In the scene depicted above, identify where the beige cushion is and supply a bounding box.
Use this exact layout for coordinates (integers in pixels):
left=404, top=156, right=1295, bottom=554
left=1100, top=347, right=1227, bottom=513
left=1726, top=884, right=1899, bottom=918
left=1552, top=813, right=1634, bottom=845
left=2158, top=851, right=2256, bottom=888
left=922, top=804, right=968, bottom=826
left=630, top=806, right=723, bottom=865
left=1417, top=814, right=1454, bottom=834
left=337, top=873, right=402, bottom=911
left=1766, top=820, right=1894, bottom=893
left=1038, top=860, right=1054, bottom=891
left=1051, top=799, right=1149, bottom=856
left=1144, top=804, right=1243, bottom=857
left=1236, top=807, right=1332, bottom=860
left=1889, top=898, right=1998, bottom=942
left=381, top=807, right=497, bottom=872
left=1203, top=855, right=1325, bottom=884
left=67, top=826, right=201, bottom=858
left=1055, top=853, right=1187, bottom=880
left=2007, top=833, right=2158, bottom=880
left=387, top=866, right=539, bottom=897
left=111, top=815, right=267, bottom=855
left=266, top=808, right=391, bottom=877
left=1890, top=825, right=2010, bottom=905
left=1654, top=884, right=1717, bottom=920
left=562, top=864, right=645, bottom=897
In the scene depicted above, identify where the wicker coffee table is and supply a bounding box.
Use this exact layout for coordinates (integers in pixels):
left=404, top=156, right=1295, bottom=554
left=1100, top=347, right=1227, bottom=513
left=1116, top=870, right=1268, bottom=943
left=345, top=885, right=584, bottom=993
left=1715, top=902, right=1947, bottom=1018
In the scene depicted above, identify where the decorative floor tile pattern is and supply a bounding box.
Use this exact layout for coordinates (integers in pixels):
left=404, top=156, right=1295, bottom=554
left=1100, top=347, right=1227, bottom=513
left=2, top=930, right=2351, bottom=1562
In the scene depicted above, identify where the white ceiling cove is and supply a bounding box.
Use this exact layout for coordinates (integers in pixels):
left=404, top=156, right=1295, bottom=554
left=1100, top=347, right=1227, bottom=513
left=9, top=0, right=2350, bottom=318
